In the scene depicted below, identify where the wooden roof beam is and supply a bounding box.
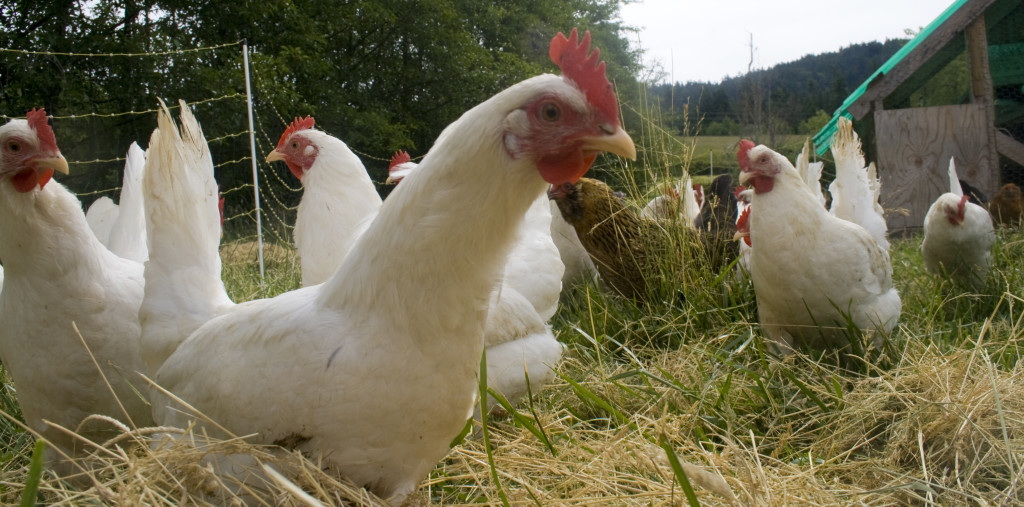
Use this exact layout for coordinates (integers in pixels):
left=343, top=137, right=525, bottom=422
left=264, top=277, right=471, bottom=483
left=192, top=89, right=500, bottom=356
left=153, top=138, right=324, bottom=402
left=848, top=0, right=996, bottom=119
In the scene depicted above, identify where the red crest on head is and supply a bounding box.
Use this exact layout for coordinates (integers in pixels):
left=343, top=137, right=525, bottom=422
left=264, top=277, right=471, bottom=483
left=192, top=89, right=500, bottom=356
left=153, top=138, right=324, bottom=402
left=737, top=139, right=756, bottom=171
left=389, top=150, right=411, bottom=172
left=277, top=116, right=315, bottom=149
left=26, top=108, right=58, bottom=153
left=733, top=185, right=747, bottom=199
left=550, top=28, right=619, bottom=126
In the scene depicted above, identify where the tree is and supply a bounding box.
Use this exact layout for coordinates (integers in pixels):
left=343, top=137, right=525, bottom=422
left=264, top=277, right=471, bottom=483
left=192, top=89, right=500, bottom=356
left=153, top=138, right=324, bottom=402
left=0, top=0, right=641, bottom=231
left=798, top=109, right=832, bottom=136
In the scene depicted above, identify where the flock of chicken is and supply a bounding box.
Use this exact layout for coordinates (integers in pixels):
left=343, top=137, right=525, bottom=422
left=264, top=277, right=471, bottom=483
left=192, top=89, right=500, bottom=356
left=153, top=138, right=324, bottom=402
left=548, top=115, right=1001, bottom=356
left=0, top=27, right=1011, bottom=503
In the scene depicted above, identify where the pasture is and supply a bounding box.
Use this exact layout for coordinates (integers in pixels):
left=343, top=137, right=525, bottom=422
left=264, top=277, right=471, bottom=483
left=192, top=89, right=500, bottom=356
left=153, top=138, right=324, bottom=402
left=1, top=195, right=1022, bottom=505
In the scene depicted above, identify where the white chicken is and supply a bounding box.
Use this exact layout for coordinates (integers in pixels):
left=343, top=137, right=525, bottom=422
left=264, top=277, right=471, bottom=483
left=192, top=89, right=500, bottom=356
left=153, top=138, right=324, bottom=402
left=738, top=139, right=900, bottom=354
left=641, top=177, right=703, bottom=227
left=84, top=142, right=148, bottom=263
left=0, top=109, right=154, bottom=472
left=138, top=100, right=234, bottom=375
left=151, top=28, right=635, bottom=503
left=268, top=117, right=381, bottom=287
left=385, top=149, right=417, bottom=184
left=269, top=125, right=564, bottom=411
left=922, top=158, right=995, bottom=289
left=829, top=117, right=889, bottom=250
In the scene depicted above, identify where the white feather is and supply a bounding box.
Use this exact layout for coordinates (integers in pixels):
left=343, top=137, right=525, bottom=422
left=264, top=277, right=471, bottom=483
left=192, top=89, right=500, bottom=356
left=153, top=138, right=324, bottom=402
left=107, top=142, right=149, bottom=262
left=828, top=117, right=889, bottom=251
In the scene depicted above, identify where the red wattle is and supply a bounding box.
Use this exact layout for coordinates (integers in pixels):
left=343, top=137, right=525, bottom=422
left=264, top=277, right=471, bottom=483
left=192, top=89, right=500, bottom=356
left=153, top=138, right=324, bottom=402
left=286, top=161, right=305, bottom=180
left=537, top=150, right=595, bottom=185
left=751, top=175, right=774, bottom=194
left=11, top=169, right=43, bottom=193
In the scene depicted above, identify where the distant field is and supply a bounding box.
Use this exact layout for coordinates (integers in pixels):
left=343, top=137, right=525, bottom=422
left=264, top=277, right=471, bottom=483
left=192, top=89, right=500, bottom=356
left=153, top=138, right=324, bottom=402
left=681, top=135, right=810, bottom=178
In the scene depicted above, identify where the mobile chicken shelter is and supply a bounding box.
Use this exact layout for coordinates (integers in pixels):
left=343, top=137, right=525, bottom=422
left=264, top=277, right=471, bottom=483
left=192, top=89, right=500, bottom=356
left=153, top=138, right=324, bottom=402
left=814, top=0, right=1024, bottom=232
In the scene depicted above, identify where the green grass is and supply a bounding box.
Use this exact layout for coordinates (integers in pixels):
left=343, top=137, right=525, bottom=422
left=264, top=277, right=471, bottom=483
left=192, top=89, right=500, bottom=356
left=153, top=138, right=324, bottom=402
left=1, top=219, right=1022, bottom=504
left=2, top=105, right=1023, bottom=502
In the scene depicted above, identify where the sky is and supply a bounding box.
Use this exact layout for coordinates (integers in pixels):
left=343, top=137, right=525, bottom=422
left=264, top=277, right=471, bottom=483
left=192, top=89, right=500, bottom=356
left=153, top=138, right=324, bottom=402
left=619, top=0, right=958, bottom=83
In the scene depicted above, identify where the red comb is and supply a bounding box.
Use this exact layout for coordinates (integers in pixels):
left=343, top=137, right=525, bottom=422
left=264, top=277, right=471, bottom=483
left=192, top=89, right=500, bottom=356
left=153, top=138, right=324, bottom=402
left=550, top=28, right=619, bottom=126
left=277, top=116, right=315, bottom=149
left=737, top=139, right=755, bottom=170
left=389, top=150, right=411, bottom=172
left=733, top=185, right=747, bottom=199
left=26, top=108, right=58, bottom=153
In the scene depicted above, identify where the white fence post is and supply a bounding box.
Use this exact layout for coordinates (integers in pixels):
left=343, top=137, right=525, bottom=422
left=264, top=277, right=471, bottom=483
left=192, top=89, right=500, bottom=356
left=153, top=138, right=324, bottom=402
left=242, top=41, right=266, bottom=285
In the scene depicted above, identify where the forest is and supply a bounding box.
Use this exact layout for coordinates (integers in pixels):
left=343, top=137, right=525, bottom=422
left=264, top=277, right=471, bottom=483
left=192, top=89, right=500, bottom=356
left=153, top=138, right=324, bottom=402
left=647, top=39, right=907, bottom=140
left=1, top=0, right=641, bottom=228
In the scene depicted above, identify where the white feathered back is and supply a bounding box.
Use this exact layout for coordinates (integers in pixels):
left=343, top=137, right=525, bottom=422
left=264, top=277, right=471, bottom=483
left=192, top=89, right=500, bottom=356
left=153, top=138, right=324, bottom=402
left=829, top=117, right=889, bottom=250
left=796, top=138, right=826, bottom=208
left=139, top=99, right=233, bottom=375
left=85, top=196, right=118, bottom=245
left=107, top=142, right=148, bottom=262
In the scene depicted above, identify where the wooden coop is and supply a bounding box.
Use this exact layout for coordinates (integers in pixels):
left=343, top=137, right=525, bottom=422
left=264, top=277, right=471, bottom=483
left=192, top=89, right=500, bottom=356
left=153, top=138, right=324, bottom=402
left=813, top=0, right=1024, bottom=233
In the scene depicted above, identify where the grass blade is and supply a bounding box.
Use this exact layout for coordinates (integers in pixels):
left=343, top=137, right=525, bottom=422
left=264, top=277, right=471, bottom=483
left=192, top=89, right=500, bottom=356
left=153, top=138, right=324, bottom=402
left=658, top=433, right=701, bottom=507
left=478, top=350, right=510, bottom=507
left=19, top=439, right=45, bottom=507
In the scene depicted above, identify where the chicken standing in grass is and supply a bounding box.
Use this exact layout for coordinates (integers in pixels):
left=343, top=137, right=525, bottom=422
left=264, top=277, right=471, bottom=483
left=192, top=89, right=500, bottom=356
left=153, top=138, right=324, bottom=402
left=988, top=182, right=1024, bottom=227
left=550, top=177, right=660, bottom=301
left=269, top=124, right=565, bottom=411
left=151, top=29, right=635, bottom=503
left=0, top=109, right=154, bottom=472
left=922, top=158, right=995, bottom=289
left=738, top=139, right=900, bottom=354
left=641, top=178, right=703, bottom=227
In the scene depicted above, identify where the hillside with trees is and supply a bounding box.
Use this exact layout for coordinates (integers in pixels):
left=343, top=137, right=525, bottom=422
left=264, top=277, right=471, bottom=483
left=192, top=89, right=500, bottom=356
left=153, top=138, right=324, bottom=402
left=646, top=39, right=907, bottom=142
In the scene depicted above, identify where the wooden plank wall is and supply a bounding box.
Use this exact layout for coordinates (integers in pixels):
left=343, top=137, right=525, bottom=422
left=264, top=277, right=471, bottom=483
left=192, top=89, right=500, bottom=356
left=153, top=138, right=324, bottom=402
left=874, top=104, right=996, bottom=232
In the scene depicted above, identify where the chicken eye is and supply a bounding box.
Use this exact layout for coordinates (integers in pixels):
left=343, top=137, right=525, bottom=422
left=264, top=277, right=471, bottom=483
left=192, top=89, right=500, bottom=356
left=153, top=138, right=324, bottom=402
left=539, top=103, right=561, bottom=122
left=7, top=141, right=19, bottom=153
left=291, top=141, right=299, bottom=150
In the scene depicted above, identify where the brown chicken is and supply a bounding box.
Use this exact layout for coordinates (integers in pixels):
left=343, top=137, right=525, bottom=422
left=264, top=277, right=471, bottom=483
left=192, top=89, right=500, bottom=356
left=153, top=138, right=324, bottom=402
left=549, top=177, right=661, bottom=301
left=988, top=182, right=1024, bottom=227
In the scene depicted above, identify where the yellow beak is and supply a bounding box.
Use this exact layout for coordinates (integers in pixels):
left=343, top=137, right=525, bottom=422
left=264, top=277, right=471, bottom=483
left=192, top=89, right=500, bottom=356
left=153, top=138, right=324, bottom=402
left=34, top=154, right=69, bottom=175
left=266, top=149, right=285, bottom=163
left=580, top=126, right=637, bottom=161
